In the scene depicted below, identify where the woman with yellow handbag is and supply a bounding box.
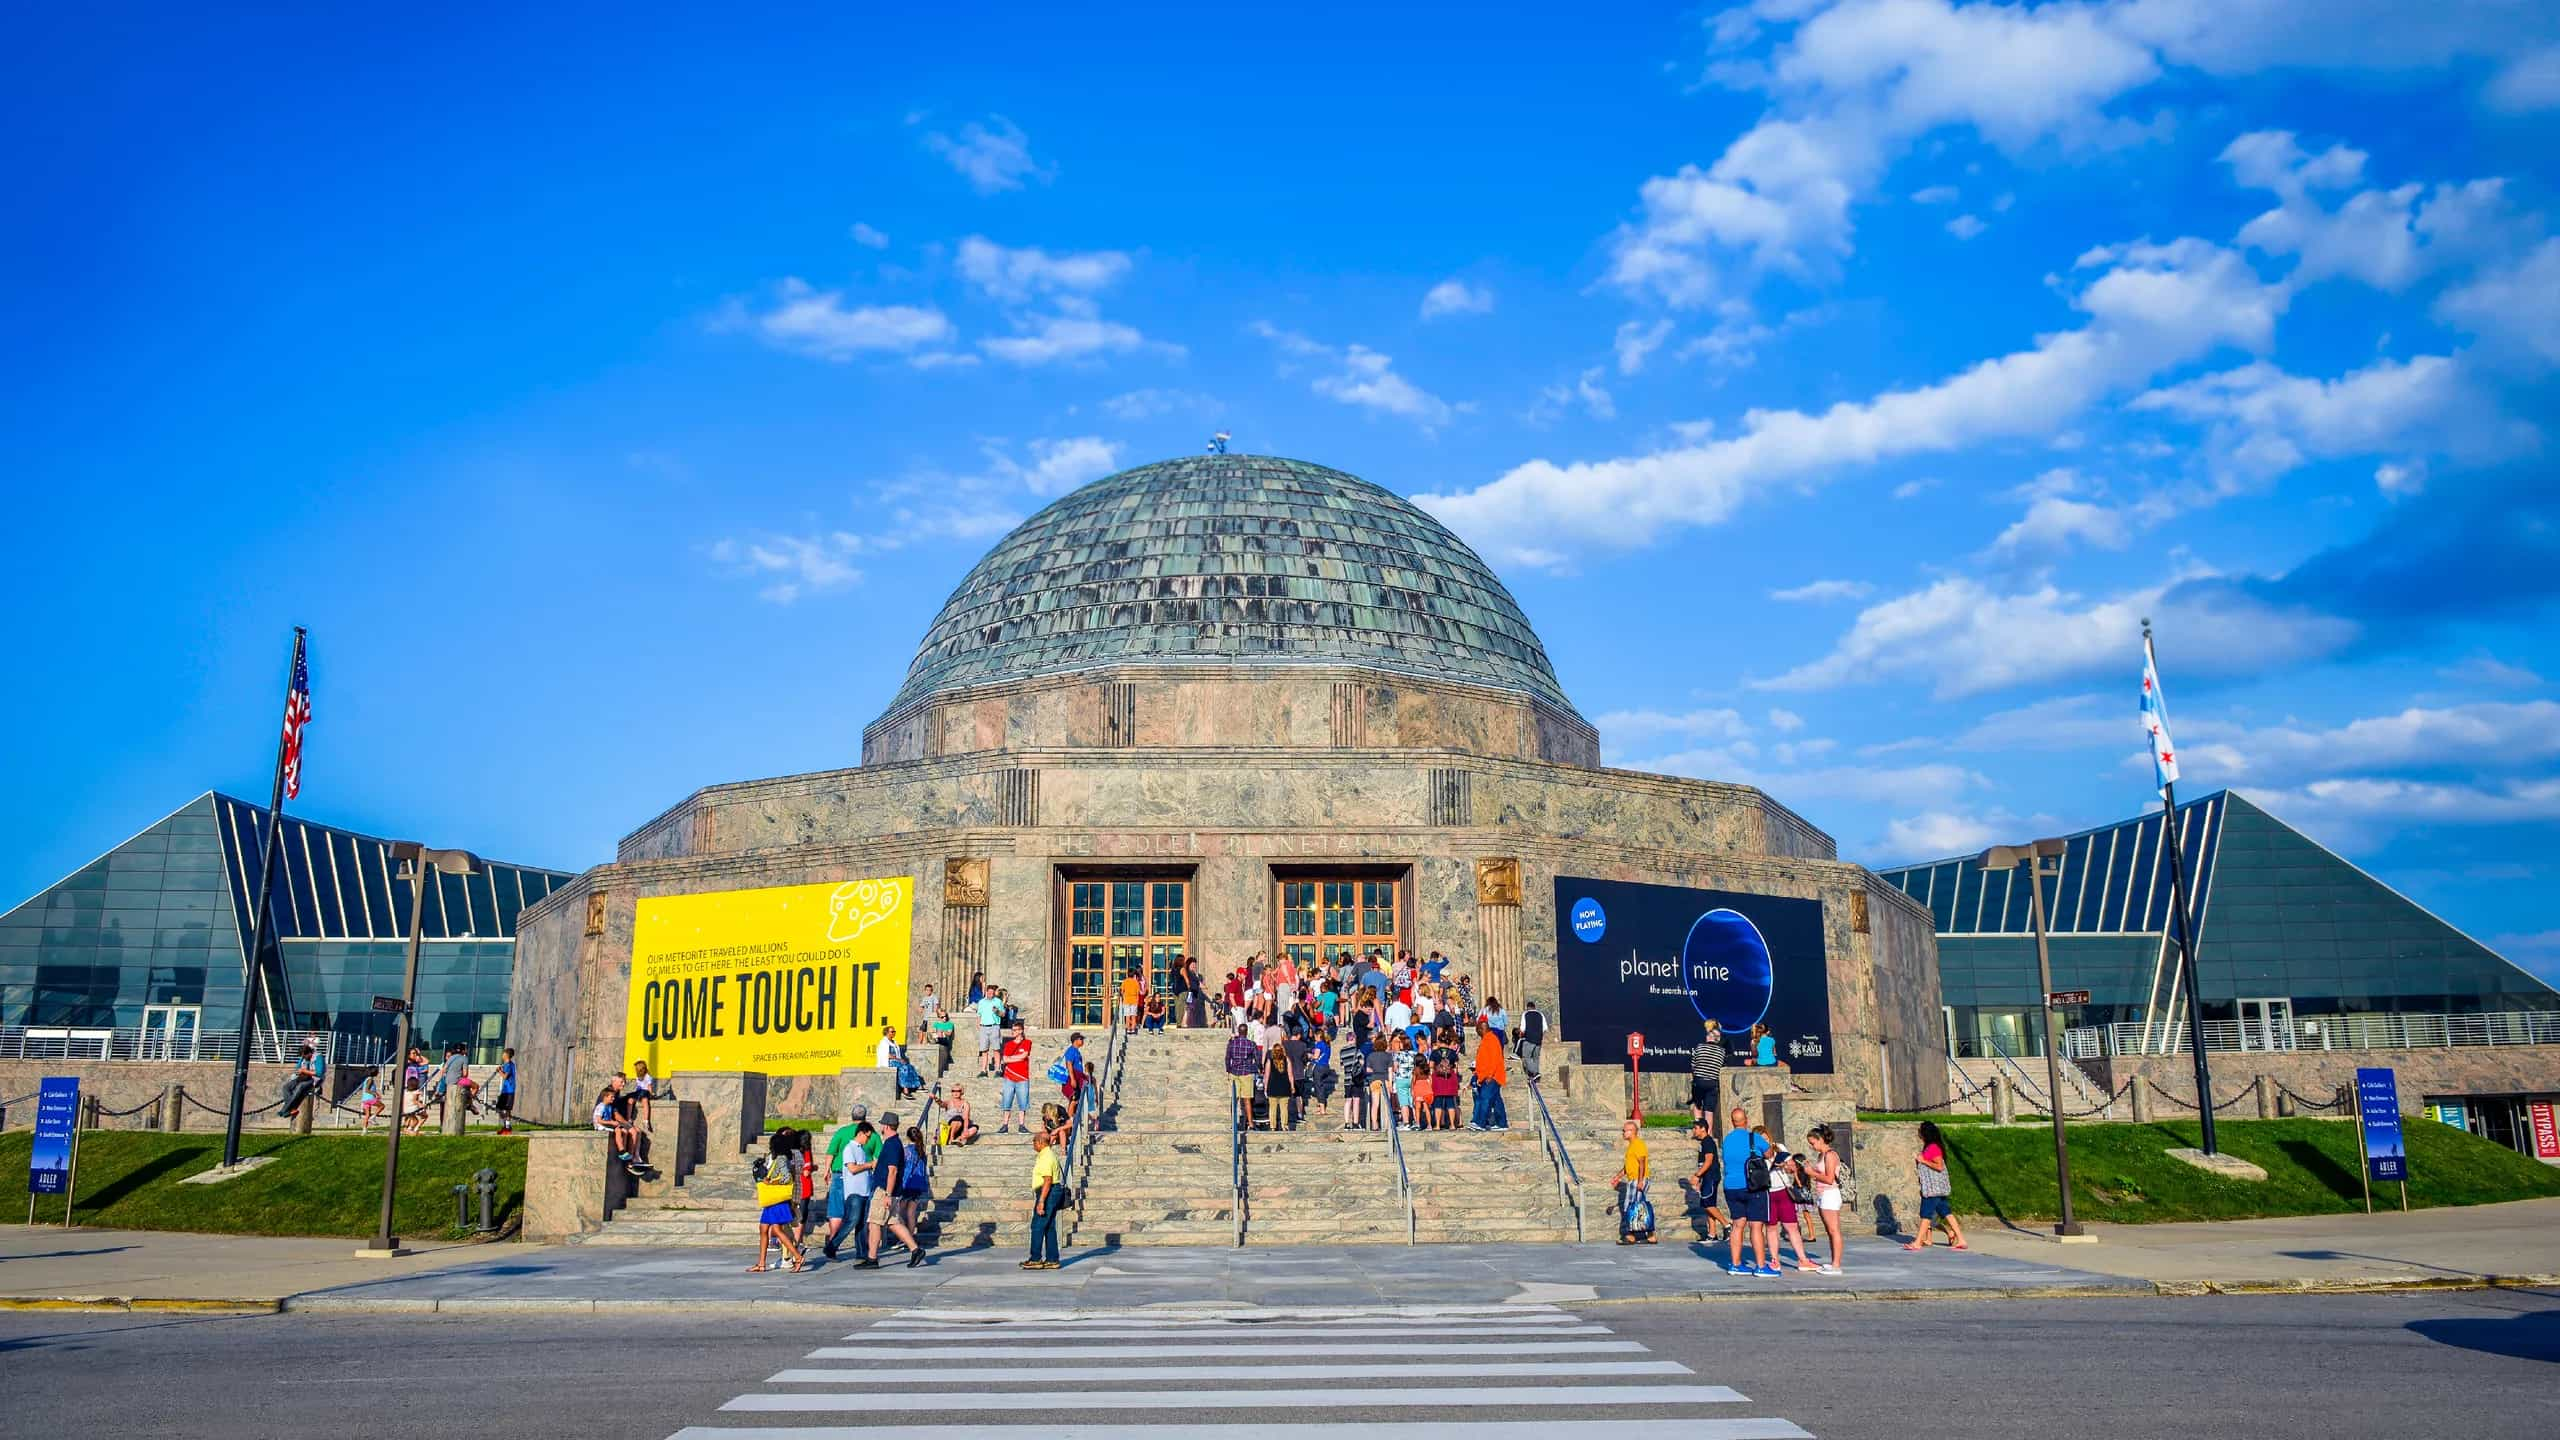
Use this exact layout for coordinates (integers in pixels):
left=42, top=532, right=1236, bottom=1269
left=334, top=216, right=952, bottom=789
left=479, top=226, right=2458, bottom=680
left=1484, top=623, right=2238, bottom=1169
left=749, top=1129, right=808, bottom=1273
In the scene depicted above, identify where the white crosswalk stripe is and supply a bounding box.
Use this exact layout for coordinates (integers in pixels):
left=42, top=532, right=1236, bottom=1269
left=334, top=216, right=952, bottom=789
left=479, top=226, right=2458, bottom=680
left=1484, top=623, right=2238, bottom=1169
left=664, top=1306, right=1814, bottom=1440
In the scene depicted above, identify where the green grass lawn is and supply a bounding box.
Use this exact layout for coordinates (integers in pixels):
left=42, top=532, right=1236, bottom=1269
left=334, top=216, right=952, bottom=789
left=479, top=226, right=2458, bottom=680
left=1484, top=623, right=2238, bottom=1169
left=763, top=1115, right=833, bottom=1133
left=0, top=1130, right=526, bottom=1239
left=1934, top=1116, right=2560, bottom=1224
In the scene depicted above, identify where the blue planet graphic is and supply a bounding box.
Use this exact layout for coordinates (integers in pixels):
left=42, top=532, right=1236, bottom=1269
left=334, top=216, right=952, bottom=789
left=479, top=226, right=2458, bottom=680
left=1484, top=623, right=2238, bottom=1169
left=1680, top=907, right=1774, bottom=1031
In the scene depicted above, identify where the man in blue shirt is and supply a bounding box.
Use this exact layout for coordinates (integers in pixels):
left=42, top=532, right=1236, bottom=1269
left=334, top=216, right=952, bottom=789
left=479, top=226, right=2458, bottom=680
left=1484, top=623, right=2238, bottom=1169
left=1719, top=1106, right=1774, bottom=1276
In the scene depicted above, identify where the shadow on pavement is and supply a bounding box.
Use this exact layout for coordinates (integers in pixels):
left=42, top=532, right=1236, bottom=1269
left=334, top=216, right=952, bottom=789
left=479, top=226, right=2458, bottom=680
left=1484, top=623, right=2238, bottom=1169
left=2407, top=1307, right=2560, bottom=1363
left=0, top=1247, right=134, bottom=1265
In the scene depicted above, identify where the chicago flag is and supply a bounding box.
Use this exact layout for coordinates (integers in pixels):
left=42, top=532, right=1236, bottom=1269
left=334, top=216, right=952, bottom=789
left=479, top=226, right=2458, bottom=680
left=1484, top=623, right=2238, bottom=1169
left=2141, top=637, right=2178, bottom=798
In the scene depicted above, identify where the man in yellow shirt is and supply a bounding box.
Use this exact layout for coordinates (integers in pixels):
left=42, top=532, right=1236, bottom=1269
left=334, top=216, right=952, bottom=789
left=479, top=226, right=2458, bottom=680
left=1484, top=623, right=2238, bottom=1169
left=1614, top=1118, right=1655, bottom=1244
left=1470, top=1022, right=1509, bottom=1130
left=1023, top=1130, right=1065, bottom=1270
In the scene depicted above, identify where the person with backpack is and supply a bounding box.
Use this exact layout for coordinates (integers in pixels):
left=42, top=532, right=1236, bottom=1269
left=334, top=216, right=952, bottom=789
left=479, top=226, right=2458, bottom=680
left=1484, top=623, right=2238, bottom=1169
left=1681, top=1118, right=1730, bottom=1243
left=1057, top=1032, right=1090, bottom=1111
left=895, top=1122, right=932, bottom=1255
left=1803, top=1124, right=1846, bottom=1274
left=1761, top=1127, right=1817, bottom=1273
left=1614, top=1118, right=1656, bottom=1244
left=1516, top=999, right=1547, bottom=1082
left=749, top=1130, right=807, bottom=1274
left=1721, top=1105, right=1774, bottom=1276
left=858, top=1111, right=927, bottom=1268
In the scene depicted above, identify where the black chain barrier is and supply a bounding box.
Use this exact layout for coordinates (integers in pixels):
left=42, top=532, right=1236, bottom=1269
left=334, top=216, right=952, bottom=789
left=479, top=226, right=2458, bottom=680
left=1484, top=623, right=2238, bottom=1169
left=2277, top=1082, right=2346, bottom=1113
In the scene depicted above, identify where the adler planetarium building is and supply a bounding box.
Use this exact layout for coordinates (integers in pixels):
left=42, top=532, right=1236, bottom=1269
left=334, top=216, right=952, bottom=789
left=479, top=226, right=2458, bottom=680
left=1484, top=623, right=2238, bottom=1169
left=508, top=455, right=1947, bottom=1113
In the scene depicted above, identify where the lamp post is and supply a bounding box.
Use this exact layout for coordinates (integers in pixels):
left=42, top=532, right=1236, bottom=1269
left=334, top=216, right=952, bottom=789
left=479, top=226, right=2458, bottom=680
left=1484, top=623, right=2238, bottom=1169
left=1983, top=838, right=2086, bottom=1239
left=363, top=841, right=480, bottom=1258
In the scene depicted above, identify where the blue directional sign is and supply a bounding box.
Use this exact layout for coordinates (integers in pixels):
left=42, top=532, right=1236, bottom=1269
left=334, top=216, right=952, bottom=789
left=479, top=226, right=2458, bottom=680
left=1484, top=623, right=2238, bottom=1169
left=2356, top=1066, right=2406, bottom=1184
left=28, top=1076, right=78, bottom=1196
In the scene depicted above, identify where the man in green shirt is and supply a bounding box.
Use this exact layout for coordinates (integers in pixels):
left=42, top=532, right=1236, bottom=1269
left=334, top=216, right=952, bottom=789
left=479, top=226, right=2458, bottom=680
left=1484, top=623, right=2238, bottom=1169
left=820, top=1105, right=882, bottom=1262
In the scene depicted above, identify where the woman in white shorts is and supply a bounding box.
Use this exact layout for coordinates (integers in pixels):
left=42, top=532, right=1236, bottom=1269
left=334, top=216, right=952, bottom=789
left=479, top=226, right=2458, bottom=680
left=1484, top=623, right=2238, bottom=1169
left=1804, top=1123, right=1845, bottom=1275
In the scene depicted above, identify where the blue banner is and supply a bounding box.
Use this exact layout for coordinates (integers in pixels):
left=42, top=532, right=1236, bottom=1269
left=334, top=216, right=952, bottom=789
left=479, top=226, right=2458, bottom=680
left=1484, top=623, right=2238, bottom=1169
left=28, top=1076, right=78, bottom=1196
left=2356, top=1066, right=2405, bottom=1184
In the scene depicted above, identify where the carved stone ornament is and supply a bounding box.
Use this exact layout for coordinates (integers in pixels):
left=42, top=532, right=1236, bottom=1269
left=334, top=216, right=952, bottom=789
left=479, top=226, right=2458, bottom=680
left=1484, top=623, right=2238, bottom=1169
left=945, top=856, right=991, bottom=908
left=1475, top=856, right=1522, bottom=908
left=583, top=890, right=607, bottom=936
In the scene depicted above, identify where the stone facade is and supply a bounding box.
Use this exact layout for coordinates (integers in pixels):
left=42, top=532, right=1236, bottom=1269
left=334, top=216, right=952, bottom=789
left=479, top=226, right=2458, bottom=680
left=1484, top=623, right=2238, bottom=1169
left=0, top=1059, right=310, bottom=1131
left=507, top=454, right=1949, bottom=1121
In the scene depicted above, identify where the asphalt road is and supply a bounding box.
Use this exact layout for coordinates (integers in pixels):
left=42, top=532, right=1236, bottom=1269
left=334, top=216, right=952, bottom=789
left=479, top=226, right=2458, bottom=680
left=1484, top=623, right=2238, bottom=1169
left=1, top=1292, right=2553, bottom=1439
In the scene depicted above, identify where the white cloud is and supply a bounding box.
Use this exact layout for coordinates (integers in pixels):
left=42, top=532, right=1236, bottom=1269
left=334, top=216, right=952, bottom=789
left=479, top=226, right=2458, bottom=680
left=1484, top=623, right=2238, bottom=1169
left=2247, top=778, right=2560, bottom=848
left=1891, top=477, right=1939, bottom=500
left=1884, top=810, right=2007, bottom=860
left=978, top=435, right=1122, bottom=496
left=1769, top=578, right=1874, bottom=603
left=1594, top=707, right=1753, bottom=749
left=2374, top=461, right=2424, bottom=498
left=1100, top=388, right=1215, bottom=420
left=2132, top=354, right=2529, bottom=485
left=2221, top=131, right=2517, bottom=292
left=1911, top=184, right=1961, bottom=205
left=2439, top=653, right=2544, bottom=689
left=2488, top=44, right=2560, bottom=112
left=955, top=236, right=1133, bottom=303
left=1945, top=214, right=1986, bottom=240
left=2109, top=0, right=2560, bottom=79
left=709, top=532, right=865, bottom=605
left=980, top=298, right=1170, bottom=366
left=1255, top=323, right=1457, bottom=432
left=1614, top=318, right=1673, bottom=375
left=1767, top=707, right=1806, bottom=733
left=2187, top=701, right=2560, bottom=782
left=1758, top=571, right=2356, bottom=700
left=729, top=279, right=955, bottom=361
left=1532, top=368, right=1616, bottom=424
left=850, top=222, right=890, bottom=249
left=1419, top=279, right=1495, bottom=320
left=1982, top=494, right=2133, bottom=558
left=1948, top=692, right=2134, bottom=752
left=2436, top=237, right=2560, bottom=365
left=1421, top=236, right=2281, bottom=566
left=921, top=115, right=1050, bottom=194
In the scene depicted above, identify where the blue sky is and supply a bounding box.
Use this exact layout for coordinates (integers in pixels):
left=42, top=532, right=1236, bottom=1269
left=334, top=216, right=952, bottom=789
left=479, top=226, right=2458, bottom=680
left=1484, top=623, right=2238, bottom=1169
left=6, top=3, right=2558, bottom=981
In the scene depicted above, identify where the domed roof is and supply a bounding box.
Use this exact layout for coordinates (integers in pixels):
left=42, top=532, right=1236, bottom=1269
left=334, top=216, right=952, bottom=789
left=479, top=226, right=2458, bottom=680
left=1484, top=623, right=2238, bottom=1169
left=887, top=454, right=1575, bottom=714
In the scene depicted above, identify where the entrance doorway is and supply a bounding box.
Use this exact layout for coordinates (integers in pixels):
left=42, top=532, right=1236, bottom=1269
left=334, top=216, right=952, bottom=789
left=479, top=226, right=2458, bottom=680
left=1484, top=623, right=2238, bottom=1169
left=1275, top=875, right=1400, bottom=971
left=1065, top=877, right=1188, bottom=1028
left=2238, top=996, right=2295, bottom=1052
left=140, top=1004, right=201, bottom=1061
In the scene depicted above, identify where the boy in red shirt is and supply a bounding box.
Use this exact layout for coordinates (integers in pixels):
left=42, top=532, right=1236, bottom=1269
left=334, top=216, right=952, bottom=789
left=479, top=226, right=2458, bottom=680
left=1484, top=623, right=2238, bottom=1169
left=998, top=1023, right=1034, bottom=1135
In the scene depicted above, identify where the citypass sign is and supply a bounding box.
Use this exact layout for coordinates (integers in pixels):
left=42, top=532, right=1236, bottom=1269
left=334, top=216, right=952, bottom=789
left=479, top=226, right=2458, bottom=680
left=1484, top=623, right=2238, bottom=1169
left=1555, top=876, right=1834, bottom=1074
left=2529, top=1101, right=2560, bottom=1165
left=624, top=877, right=913, bottom=1078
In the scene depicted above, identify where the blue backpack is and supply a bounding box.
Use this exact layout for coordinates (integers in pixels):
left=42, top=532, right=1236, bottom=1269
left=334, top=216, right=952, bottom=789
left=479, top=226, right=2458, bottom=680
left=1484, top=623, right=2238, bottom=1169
left=900, top=1143, right=929, bottom=1193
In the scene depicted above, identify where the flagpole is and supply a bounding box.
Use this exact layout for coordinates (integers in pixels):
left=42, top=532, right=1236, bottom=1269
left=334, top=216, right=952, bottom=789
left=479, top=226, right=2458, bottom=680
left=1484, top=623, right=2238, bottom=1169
left=222, top=627, right=305, bottom=1169
left=2145, top=619, right=2218, bottom=1156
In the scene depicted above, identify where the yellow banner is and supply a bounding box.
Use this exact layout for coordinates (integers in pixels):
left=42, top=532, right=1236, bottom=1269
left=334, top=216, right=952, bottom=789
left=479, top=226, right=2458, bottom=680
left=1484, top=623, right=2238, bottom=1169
left=624, top=877, right=912, bottom=1078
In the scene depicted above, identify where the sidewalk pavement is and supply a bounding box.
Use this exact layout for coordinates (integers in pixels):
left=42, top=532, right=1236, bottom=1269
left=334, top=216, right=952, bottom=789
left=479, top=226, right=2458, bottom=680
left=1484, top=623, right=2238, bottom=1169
left=1962, top=1195, right=2560, bottom=1292
left=6, top=1198, right=2555, bottom=1313
left=0, top=1228, right=485, bottom=1309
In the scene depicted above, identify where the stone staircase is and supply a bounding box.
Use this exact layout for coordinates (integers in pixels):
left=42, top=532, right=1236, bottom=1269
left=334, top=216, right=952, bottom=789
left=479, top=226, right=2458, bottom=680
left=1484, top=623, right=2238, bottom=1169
left=585, top=1031, right=1096, bottom=1251
left=584, top=1023, right=1604, bottom=1250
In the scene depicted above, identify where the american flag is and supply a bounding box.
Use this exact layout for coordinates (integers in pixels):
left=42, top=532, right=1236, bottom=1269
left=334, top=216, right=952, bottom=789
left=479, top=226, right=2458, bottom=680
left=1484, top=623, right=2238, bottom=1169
left=280, top=632, right=312, bottom=800
left=2141, top=634, right=2178, bottom=798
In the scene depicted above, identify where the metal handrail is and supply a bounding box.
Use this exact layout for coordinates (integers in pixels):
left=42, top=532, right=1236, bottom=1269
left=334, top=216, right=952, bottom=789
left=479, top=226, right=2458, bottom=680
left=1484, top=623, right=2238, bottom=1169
left=1229, top=1070, right=1248, bottom=1246
left=1386, top=1088, right=1415, bottom=1246
left=1071, top=1021, right=1125, bottom=1216
left=0, top=1026, right=392, bottom=1066
left=1525, top=1077, right=1584, bottom=1243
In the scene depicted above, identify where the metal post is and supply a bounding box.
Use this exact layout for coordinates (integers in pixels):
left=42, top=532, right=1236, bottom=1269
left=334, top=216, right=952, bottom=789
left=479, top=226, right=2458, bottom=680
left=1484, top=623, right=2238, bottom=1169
left=369, top=856, right=429, bottom=1255
left=2022, top=855, right=2083, bottom=1238
left=2147, top=623, right=2218, bottom=1155
left=224, top=628, right=304, bottom=1169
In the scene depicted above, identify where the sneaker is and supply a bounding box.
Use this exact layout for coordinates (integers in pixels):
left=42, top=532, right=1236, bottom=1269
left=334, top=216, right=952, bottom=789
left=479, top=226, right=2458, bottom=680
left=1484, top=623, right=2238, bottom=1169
left=1818, top=1264, right=1842, bottom=1276
left=852, top=1258, right=881, bottom=1269
left=1757, top=1265, right=1783, bottom=1278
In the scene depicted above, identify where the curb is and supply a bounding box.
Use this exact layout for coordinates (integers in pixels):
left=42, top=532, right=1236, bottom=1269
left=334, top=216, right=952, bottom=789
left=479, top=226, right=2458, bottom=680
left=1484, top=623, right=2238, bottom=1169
left=0, top=1297, right=282, bottom=1314
left=13, top=1274, right=2554, bottom=1316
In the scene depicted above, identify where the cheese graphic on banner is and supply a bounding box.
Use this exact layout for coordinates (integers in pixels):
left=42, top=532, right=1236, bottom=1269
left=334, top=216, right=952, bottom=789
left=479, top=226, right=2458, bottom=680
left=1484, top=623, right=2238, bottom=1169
left=625, top=877, right=913, bottom=1077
